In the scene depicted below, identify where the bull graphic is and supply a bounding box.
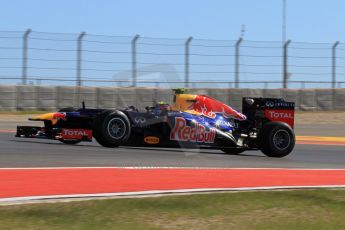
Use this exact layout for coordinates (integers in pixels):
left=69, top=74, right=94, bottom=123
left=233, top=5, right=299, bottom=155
left=189, top=95, right=247, bottom=120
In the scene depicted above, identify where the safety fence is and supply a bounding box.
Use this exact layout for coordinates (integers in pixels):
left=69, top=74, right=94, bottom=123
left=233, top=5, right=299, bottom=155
left=1, top=85, right=345, bottom=111
left=1, top=30, right=345, bottom=88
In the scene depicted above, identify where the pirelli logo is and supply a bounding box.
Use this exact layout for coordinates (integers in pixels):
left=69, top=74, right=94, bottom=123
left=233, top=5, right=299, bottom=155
left=144, top=136, right=160, bottom=144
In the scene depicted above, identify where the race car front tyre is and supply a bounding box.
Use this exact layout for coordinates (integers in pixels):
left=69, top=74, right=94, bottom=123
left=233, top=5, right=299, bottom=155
left=93, top=111, right=131, bottom=148
left=220, top=148, right=245, bottom=155
left=259, top=122, right=295, bottom=158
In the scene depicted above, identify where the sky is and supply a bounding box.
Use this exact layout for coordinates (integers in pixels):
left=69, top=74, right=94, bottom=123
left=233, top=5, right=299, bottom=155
left=0, top=0, right=344, bottom=42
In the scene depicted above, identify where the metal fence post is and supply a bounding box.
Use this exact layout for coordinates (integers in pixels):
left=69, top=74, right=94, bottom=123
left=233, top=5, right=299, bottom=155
left=185, top=37, right=193, bottom=88
left=76, top=32, right=86, bottom=87
left=283, top=40, right=291, bottom=88
left=22, top=29, right=31, bottom=85
left=332, top=41, right=340, bottom=89
left=332, top=41, right=340, bottom=110
left=235, top=37, right=243, bottom=88
left=132, top=35, right=140, bottom=87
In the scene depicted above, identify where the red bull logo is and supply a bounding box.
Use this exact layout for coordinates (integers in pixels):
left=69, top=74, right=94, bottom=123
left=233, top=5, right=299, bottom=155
left=189, top=95, right=247, bottom=120
left=53, top=112, right=67, bottom=121
left=170, top=117, right=216, bottom=143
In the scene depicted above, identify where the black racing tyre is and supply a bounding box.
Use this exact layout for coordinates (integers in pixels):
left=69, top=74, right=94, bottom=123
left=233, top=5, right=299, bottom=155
left=93, top=110, right=131, bottom=148
left=58, top=107, right=78, bottom=112
left=59, top=139, right=81, bottom=145
left=259, top=122, right=295, bottom=158
left=220, top=148, right=245, bottom=155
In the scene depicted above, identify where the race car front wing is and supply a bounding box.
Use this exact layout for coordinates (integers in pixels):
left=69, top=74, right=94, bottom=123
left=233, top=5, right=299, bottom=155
left=16, top=126, right=93, bottom=142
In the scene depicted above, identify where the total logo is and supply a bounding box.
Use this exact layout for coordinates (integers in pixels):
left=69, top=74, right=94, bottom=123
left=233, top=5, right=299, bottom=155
left=267, top=111, right=294, bottom=119
left=264, top=109, right=295, bottom=128
left=61, top=129, right=92, bottom=140
left=63, top=129, right=89, bottom=136
left=170, top=117, right=216, bottom=143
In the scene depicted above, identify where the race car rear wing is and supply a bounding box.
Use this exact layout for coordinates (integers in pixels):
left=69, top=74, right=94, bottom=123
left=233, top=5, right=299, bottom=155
left=242, top=97, right=295, bottom=128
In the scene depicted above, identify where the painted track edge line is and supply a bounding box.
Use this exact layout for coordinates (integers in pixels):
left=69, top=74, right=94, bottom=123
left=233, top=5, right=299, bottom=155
left=1, top=167, right=345, bottom=170
left=0, top=129, right=15, bottom=133
left=297, top=141, right=345, bottom=146
left=1, top=185, right=345, bottom=205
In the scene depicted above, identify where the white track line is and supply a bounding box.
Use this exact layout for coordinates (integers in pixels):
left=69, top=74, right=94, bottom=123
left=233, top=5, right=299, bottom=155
left=1, top=185, right=345, bottom=205
left=0, top=166, right=344, bottom=170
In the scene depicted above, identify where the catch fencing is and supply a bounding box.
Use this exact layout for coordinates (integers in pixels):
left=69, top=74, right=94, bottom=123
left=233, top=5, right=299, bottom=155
left=1, top=30, right=345, bottom=88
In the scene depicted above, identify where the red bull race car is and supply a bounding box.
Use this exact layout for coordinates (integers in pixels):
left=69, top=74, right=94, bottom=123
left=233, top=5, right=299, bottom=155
left=16, top=90, right=296, bottom=157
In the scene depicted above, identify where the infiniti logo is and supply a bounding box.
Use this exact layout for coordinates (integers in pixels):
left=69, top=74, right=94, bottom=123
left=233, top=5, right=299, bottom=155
left=134, top=116, right=146, bottom=124
left=265, top=101, right=275, bottom=108
left=265, top=101, right=294, bottom=108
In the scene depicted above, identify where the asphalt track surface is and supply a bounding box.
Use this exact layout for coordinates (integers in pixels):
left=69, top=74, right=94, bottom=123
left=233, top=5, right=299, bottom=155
left=1, top=133, right=345, bottom=169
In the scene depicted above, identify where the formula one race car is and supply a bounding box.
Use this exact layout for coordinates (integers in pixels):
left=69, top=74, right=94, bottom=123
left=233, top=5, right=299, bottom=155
left=16, top=89, right=296, bottom=157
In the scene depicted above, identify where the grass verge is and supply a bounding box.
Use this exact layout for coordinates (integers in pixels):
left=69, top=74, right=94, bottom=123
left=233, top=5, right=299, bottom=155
left=1, top=189, right=345, bottom=230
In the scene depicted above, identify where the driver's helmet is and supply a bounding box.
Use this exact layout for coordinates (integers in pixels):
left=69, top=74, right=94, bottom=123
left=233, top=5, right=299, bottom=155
left=152, top=101, right=170, bottom=114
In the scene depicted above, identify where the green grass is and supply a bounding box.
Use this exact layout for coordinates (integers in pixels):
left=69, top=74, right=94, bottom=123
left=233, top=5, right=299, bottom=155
left=1, top=189, right=345, bottom=229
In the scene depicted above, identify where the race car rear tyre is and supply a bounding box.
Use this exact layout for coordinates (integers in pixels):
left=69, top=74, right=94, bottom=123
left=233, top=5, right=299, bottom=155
left=220, top=148, right=245, bottom=155
left=259, top=122, right=295, bottom=158
left=59, top=139, right=81, bottom=145
left=93, top=111, right=131, bottom=148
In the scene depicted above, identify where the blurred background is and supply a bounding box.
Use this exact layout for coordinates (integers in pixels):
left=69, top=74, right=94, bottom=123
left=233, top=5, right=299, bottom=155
left=1, top=0, right=345, bottom=89
left=1, top=0, right=345, bottom=110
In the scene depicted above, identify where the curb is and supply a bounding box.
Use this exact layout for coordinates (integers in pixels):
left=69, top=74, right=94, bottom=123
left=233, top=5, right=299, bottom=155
left=2, top=185, right=345, bottom=206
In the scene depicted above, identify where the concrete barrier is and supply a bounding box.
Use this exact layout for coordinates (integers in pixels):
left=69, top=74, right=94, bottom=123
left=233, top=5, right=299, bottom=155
left=281, top=89, right=299, bottom=108
left=135, top=88, right=156, bottom=110
left=36, top=86, right=56, bottom=111
left=208, top=88, right=232, bottom=106
left=299, top=89, right=317, bottom=111
left=96, top=87, right=117, bottom=109
left=117, top=88, right=137, bottom=109
left=56, top=86, right=76, bottom=109
left=188, top=88, right=209, bottom=96
left=0, top=85, right=16, bottom=111
left=78, top=87, right=97, bottom=108
left=155, top=88, right=173, bottom=105
left=16, top=85, right=36, bottom=110
left=245, top=89, right=264, bottom=98
left=315, top=89, right=333, bottom=111
left=263, top=89, right=282, bottom=98
left=334, top=89, right=345, bottom=110
left=1, top=85, right=344, bottom=111
left=227, top=89, right=245, bottom=111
